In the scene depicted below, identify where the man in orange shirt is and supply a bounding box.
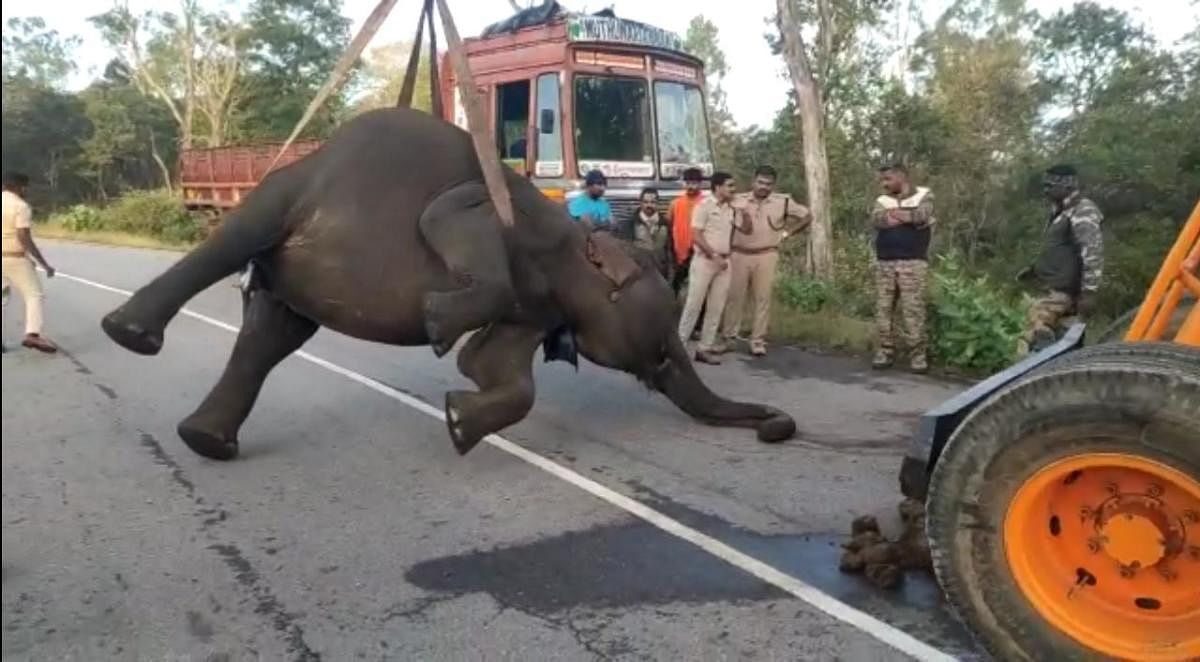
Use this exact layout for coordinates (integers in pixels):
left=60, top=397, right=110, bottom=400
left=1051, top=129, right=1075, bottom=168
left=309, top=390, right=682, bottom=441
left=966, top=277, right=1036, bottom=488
left=668, top=168, right=705, bottom=297
left=668, top=168, right=706, bottom=338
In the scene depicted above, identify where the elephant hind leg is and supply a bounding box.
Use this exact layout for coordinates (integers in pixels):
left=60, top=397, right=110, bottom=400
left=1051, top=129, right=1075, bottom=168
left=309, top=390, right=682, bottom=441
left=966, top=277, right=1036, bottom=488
left=178, top=288, right=318, bottom=460
left=102, top=174, right=295, bottom=356
left=445, top=322, right=543, bottom=455
left=419, top=183, right=517, bottom=357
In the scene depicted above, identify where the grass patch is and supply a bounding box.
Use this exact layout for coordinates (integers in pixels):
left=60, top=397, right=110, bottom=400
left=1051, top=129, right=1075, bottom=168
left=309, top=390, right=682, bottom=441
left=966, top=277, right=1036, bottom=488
left=767, top=302, right=875, bottom=354
left=36, top=219, right=195, bottom=252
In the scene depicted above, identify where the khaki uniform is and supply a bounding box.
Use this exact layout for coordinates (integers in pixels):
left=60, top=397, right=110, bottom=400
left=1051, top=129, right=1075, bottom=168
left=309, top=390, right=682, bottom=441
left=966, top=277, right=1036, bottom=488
left=2, top=190, right=44, bottom=336
left=678, top=197, right=736, bottom=352
left=721, top=192, right=810, bottom=350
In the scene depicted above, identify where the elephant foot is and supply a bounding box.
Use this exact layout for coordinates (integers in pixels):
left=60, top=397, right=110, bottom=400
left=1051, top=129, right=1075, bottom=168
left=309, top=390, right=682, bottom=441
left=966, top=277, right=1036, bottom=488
left=756, top=412, right=796, bottom=443
left=444, top=391, right=485, bottom=456
left=178, top=416, right=239, bottom=461
left=101, top=308, right=164, bottom=356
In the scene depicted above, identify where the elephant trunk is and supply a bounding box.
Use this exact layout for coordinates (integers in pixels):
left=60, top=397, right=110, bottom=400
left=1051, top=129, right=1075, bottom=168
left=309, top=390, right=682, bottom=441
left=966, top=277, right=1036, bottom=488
left=652, top=335, right=796, bottom=443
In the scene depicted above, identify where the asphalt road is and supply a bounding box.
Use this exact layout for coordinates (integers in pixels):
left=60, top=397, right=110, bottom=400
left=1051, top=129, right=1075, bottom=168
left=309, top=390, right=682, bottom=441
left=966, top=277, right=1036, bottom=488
left=3, top=241, right=985, bottom=661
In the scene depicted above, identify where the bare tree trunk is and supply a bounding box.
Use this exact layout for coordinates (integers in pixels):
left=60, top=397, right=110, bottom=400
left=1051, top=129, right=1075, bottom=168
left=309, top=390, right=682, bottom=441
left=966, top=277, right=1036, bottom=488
left=181, top=0, right=197, bottom=150
left=776, top=0, right=834, bottom=278
left=95, top=169, right=109, bottom=203
left=149, top=130, right=174, bottom=194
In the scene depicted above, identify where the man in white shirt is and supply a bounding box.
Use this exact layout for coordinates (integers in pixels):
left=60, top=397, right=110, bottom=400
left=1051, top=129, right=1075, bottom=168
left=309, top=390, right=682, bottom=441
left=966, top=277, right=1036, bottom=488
left=2, top=172, right=57, bottom=353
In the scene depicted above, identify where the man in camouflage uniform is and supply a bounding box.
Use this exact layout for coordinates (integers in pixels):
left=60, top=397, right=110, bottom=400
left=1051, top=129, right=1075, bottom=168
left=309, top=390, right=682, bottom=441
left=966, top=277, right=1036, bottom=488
left=721, top=165, right=811, bottom=356
left=1016, top=164, right=1104, bottom=355
left=870, top=163, right=934, bottom=373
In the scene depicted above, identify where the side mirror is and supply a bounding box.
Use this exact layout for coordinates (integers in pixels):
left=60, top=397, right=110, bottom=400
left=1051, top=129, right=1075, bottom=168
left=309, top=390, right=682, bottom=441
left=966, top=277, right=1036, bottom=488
left=539, top=109, right=556, bottom=134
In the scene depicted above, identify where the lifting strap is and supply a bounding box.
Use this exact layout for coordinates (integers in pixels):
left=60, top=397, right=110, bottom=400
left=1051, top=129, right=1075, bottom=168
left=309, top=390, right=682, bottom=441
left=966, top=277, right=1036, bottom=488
left=266, top=0, right=513, bottom=227
left=396, top=0, right=443, bottom=120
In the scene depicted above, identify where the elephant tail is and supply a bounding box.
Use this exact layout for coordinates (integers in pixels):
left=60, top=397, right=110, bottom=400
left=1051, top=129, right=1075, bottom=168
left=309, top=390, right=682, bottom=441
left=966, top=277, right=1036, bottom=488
left=100, top=168, right=299, bottom=355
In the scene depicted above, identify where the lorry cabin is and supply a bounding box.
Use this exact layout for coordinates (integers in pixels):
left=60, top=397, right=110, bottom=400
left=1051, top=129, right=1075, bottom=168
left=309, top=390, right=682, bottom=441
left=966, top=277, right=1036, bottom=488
left=179, top=4, right=714, bottom=221
left=439, top=3, right=715, bottom=217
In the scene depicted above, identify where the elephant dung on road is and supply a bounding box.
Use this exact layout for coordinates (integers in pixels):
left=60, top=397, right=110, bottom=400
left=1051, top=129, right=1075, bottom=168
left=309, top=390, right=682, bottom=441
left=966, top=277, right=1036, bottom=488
left=100, top=107, right=796, bottom=460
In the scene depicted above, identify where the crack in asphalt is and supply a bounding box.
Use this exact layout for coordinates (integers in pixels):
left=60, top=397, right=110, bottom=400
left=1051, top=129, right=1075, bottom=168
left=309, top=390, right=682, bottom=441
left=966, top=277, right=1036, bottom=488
left=134, top=430, right=320, bottom=661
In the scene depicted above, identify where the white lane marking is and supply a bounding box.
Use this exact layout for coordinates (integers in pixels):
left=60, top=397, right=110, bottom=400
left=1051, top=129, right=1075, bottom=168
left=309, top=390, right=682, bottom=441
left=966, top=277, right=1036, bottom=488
left=58, top=270, right=957, bottom=662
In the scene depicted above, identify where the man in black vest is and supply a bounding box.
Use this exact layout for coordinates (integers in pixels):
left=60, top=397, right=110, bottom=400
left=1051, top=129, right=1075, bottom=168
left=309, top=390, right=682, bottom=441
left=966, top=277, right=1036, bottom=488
left=1016, top=164, right=1104, bottom=355
left=870, top=163, right=934, bottom=373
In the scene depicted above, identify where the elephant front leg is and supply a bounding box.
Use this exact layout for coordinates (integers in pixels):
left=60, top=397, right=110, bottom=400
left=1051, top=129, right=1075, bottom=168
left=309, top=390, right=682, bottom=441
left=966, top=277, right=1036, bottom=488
left=419, top=183, right=518, bottom=357
left=445, top=322, right=543, bottom=455
left=177, top=288, right=318, bottom=460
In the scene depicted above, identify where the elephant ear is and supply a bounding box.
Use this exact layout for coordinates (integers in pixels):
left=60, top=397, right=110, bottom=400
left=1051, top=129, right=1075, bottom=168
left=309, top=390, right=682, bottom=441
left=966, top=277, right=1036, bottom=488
left=585, top=231, right=642, bottom=292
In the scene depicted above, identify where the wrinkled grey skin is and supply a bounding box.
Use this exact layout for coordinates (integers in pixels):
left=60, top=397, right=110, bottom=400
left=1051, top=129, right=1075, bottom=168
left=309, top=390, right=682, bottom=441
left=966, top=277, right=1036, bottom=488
left=100, top=108, right=796, bottom=460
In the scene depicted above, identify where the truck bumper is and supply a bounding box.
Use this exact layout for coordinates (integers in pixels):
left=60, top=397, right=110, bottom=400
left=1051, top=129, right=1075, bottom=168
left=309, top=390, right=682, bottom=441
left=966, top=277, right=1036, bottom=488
left=898, top=323, right=1089, bottom=500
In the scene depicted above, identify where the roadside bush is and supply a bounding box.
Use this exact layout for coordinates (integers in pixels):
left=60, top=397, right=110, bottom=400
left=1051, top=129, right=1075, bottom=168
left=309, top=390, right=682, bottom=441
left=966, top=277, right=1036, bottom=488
left=928, top=252, right=1024, bottom=374
left=1098, top=214, right=1179, bottom=319
left=52, top=204, right=105, bottom=232
left=776, top=275, right=835, bottom=313
left=102, top=189, right=203, bottom=243
left=830, top=235, right=876, bottom=317
left=774, top=234, right=876, bottom=317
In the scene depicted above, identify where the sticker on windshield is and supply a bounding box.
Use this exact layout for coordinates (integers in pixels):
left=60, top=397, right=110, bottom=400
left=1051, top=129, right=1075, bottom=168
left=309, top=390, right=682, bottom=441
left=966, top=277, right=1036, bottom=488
left=536, top=161, right=564, bottom=178
left=661, top=163, right=714, bottom=178
left=578, top=161, right=655, bottom=179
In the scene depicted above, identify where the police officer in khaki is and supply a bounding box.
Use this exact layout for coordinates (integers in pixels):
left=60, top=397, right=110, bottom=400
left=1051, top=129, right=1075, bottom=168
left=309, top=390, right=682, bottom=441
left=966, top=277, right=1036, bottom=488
left=720, top=165, right=811, bottom=356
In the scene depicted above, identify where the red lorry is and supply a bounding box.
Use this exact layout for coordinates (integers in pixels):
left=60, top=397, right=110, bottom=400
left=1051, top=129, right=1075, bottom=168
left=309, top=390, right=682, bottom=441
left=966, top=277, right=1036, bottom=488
left=179, top=3, right=713, bottom=221
left=179, top=139, right=323, bottom=212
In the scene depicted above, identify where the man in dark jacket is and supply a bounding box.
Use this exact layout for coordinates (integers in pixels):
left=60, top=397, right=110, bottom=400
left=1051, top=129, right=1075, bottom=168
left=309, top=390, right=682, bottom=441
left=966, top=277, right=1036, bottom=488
left=1016, top=164, right=1104, bottom=355
left=615, top=187, right=673, bottom=280
left=870, top=163, right=934, bottom=373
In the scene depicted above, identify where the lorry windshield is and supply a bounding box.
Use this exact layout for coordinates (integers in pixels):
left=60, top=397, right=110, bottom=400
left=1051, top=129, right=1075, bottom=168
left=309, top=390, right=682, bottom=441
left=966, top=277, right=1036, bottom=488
left=573, top=75, right=654, bottom=176
left=654, top=81, right=712, bottom=177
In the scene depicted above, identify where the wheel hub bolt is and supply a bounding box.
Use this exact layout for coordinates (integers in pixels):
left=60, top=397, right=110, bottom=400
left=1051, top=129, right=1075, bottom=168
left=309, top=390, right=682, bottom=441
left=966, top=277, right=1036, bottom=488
left=1158, top=564, right=1177, bottom=582
left=1147, top=483, right=1164, bottom=498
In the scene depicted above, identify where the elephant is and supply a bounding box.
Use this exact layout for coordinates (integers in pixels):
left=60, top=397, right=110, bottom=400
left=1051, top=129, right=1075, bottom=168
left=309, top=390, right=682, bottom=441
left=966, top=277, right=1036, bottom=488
left=99, top=107, right=797, bottom=461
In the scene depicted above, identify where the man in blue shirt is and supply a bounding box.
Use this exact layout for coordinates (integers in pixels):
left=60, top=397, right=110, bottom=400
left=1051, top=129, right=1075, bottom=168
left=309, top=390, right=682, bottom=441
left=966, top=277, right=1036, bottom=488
left=568, top=170, right=613, bottom=230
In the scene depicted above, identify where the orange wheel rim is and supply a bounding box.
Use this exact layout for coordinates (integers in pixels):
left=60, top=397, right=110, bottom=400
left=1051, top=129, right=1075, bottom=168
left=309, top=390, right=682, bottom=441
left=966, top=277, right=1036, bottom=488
left=1004, top=453, right=1200, bottom=660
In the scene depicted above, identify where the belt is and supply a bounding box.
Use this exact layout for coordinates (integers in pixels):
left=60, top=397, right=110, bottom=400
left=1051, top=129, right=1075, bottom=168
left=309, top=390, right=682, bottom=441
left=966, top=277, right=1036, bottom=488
left=732, top=245, right=778, bottom=255
left=2, top=251, right=28, bottom=258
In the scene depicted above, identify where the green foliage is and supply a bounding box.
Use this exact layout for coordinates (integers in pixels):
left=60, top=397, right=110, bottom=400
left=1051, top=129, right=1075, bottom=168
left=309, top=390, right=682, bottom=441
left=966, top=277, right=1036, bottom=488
left=928, top=253, right=1024, bottom=373
left=1097, top=214, right=1181, bottom=320
left=777, top=276, right=836, bottom=313
left=2, top=17, right=80, bottom=88
left=1, top=77, right=91, bottom=209
left=350, top=41, right=433, bottom=116
left=52, top=205, right=105, bottom=232
left=102, top=190, right=203, bottom=243
left=237, top=0, right=353, bottom=141
left=684, top=16, right=737, bottom=167
left=1033, top=1, right=1152, bottom=112
left=830, top=235, right=877, bottom=317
